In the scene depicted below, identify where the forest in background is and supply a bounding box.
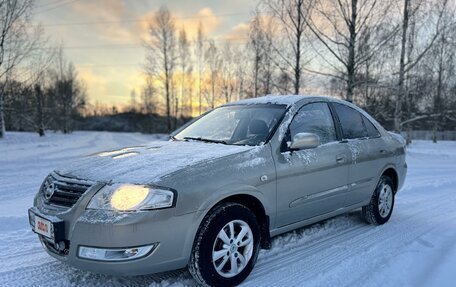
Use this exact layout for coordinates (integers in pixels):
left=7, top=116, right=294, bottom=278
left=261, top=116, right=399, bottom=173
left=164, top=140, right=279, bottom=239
left=0, top=0, right=455, bottom=141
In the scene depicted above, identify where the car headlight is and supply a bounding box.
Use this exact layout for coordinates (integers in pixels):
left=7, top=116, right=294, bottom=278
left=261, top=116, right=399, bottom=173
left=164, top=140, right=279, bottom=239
left=87, top=184, right=175, bottom=211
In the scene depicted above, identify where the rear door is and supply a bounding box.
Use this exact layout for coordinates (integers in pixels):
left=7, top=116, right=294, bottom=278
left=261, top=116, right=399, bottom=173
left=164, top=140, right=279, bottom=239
left=331, top=103, right=386, bottom=206
left=275, top=102, right=351, bottom=227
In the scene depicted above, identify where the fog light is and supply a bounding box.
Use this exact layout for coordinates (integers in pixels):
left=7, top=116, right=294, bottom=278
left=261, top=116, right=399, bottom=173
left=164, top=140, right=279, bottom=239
left=78, top=244, right=157, bottom=261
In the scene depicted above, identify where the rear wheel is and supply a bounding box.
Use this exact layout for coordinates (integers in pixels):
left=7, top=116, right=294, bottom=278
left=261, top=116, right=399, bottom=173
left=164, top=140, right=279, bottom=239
left=189, top=203, right=260, bottom=286
left=362, top=175, right=395, bottom=225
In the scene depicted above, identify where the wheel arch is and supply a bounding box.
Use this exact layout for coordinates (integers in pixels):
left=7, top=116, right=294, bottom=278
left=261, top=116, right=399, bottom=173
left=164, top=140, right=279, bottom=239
left=195, top=193, right=272, bottom=250
left=381, top=167, right=399, bottom=193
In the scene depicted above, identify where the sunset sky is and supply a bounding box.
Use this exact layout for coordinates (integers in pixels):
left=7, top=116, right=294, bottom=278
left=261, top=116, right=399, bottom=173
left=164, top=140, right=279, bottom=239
left=33, top=0, right=257, bottom=106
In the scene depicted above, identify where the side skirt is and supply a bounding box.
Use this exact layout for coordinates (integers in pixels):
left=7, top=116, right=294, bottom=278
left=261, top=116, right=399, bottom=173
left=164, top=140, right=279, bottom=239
left=269, top=201, right=369, bottom=238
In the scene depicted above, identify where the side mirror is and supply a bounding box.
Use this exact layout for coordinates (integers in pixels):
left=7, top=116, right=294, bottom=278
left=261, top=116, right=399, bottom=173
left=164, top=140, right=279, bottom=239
left=290, top=132, right=320, bottom=150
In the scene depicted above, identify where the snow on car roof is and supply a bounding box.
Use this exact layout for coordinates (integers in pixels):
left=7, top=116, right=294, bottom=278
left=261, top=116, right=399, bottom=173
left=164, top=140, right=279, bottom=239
left=227, top=95, right=323, bottom=107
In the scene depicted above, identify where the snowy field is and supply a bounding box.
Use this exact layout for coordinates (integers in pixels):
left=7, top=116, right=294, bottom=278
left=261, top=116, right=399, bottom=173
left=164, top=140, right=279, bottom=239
left=0, top=131, right=455, bottom=287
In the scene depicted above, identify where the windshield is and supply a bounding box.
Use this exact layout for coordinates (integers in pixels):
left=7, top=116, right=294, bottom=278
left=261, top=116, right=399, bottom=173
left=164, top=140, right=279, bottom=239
left=174, top=104, right=287, bottom=146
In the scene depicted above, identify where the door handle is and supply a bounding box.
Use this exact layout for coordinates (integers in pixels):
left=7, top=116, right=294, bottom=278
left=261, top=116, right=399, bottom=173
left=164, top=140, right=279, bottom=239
left=336, top=154, right=346, bottom=164
left=379, top=149, right=386, bottom=154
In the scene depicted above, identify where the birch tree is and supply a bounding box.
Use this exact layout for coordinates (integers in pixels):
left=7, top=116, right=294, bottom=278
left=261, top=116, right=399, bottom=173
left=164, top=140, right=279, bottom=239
left=426, top=9, right=455, bottom=142
left=196, top=22, right=205, bottom=114
left=27, top=43, right=54, bottom=136
left=305, top=0, right=395, bottom=102
left=51, top=48, right=86, bottom=133
left=178, top=27, right=191, bottom=117
left=0, top=0, right=34, bottom=138
left=262, top=0, right=311, bottom=94
left=394, top=0, right=449, bottom=132
left=219, top=43, right=237, bottom=103
left=249, top=13, right=264, bottom=98
left=145, top=6, right=177, bottom=132
left=249, top=11, right=276, bottom=97
left=204, top=40, right=220, bottom=109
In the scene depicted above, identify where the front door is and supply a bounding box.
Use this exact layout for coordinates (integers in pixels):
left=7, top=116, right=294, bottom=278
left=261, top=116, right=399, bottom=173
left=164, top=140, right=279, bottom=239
left=275, top=102, right=351, bottom=227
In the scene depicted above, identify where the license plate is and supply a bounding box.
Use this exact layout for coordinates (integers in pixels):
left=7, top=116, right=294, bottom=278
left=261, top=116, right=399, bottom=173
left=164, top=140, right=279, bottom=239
left=34, top=215, right=52, bottom=239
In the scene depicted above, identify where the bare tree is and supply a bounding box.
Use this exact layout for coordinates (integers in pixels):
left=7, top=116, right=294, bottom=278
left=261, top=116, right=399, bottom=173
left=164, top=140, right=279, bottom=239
left=249, top=10, right=276, bottom=97
left=49, top=46, right=86, bottom=133
left=394, top=0, right=449, bottom=132
left=196, top=21, right=205, bottom=114
left=262, top=19, right=275, bottom=95
left=129, top=89, right=138, bottom=113
left=178, top=27, right=191, bottom=117
left=262, top=0, right=311, bottom=94
left=0, top=0, right=34, bottom=138
left=26, top=43, right=55, bottom=136
left=249, top=13, right=264, bottom=98
left=140, top=77, right=157, bottom=133
left=424, top=10, right=455, bottom=142
left=141, top=77, right=156, bottom=115
left=33, top=83, right=45, bottom=136
left=204, top=40, right=220, bottom=109
left=219, top=43, right=237, bottom=103
left=145, top=6, right=177, bottom=132
left=304, top=0, right=396, bottom=102
left=235, top=45, right=248, bottom=100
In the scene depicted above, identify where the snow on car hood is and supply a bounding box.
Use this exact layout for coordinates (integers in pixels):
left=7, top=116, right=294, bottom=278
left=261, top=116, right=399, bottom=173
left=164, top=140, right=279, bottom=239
left=57, top=140, right=254, bottom=184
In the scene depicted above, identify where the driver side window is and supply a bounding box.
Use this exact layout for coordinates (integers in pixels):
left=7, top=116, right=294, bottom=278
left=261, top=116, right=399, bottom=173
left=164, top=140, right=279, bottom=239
left=289, top=103, right=337, bottom=144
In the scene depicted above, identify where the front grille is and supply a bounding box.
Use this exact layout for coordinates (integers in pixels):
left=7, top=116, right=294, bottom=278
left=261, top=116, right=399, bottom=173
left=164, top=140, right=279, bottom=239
left=42, top=173, right=92, bottom=208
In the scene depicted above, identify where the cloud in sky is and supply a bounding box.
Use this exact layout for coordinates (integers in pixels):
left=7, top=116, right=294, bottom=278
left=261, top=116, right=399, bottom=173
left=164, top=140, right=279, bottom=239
left=175, top=8, right=221, bottom=38
left=138, top=7, right=222, bottom=41
left=71, top=0, right=139, bottom=44
left=222, top=22, right=250, bottom=42
left=34, top=0, right=256, bottom=105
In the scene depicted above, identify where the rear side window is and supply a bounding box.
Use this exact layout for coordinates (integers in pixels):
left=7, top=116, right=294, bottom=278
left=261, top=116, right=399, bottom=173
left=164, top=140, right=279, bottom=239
left=333, top=103, right=367, bottom=139
left=362, top=115, right=380, bottom=137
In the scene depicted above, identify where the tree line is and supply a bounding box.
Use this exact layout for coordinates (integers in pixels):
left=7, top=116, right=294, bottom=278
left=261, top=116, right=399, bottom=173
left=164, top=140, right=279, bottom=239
left=0, top=0, right=86, bottom=138
left=1, top=0, right=455, bottom=141
left=143, top=0, right=456, bottom=141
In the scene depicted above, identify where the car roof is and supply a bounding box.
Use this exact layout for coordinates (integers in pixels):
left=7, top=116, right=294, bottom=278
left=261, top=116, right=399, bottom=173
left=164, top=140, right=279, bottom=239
left=226, top=94, right=334, bottom=107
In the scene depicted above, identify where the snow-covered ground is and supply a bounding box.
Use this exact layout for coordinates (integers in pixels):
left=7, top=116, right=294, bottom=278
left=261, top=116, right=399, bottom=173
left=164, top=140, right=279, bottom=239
left=0, top=131, right=455, bottom=287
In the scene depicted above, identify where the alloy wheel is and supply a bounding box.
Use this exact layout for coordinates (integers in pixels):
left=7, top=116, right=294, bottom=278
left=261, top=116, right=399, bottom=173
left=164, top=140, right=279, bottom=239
left=212, top=219, right=254, bottom=278
left=378, top=184, right=393, bottom=218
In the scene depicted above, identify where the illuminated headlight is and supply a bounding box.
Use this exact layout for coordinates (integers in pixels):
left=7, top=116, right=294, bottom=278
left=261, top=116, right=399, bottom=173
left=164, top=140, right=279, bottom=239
left=87, top=184, right=175, bottom=211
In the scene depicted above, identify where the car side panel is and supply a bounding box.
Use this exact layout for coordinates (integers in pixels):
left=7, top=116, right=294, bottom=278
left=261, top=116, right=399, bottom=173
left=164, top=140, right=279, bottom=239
left=274, top=143, right=350, bottom=227
left=344, top=137, right=391, bottom=206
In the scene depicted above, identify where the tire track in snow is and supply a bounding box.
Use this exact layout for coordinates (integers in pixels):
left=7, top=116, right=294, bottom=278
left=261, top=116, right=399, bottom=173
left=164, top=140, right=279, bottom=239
left=243, top=187, right=456, bottom=286
left=0, top=259, right=189, bottom=287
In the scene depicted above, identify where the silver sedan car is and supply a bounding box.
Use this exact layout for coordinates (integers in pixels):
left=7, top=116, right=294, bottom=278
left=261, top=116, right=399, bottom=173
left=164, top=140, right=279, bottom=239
left=29, top=95, right=407, bottom=286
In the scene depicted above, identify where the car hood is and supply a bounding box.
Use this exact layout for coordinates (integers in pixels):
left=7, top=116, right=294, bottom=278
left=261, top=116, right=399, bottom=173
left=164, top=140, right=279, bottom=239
left=57, top=140, right=255, bottom=184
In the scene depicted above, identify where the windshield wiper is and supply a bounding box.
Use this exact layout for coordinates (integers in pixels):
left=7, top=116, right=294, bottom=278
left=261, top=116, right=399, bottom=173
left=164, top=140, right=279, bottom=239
left=183, top=137, right=228, bottom=145
left=169, top=135, right=180, bottom=141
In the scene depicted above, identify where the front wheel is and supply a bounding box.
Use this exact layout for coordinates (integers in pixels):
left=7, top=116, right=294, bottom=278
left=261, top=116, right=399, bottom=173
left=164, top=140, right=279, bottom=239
left=362, top=175, right=395, bottom=225
left=189, top=203, right=260, bottom=286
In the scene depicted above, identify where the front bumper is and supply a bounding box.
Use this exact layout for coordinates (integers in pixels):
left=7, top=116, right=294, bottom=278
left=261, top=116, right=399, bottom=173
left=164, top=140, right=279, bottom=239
left=29, top=205, right=198, bottom=276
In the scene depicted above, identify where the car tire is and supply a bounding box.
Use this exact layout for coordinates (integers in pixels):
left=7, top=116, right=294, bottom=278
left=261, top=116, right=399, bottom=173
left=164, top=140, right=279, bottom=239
left=188, top=202, right=261, bottom=287
left=362, top=175, right=395, bottom=225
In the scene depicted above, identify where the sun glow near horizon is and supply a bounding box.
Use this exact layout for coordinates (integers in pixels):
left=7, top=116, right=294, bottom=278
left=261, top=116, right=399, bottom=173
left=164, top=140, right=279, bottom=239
left=35, top=0, right=255, bottom=112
